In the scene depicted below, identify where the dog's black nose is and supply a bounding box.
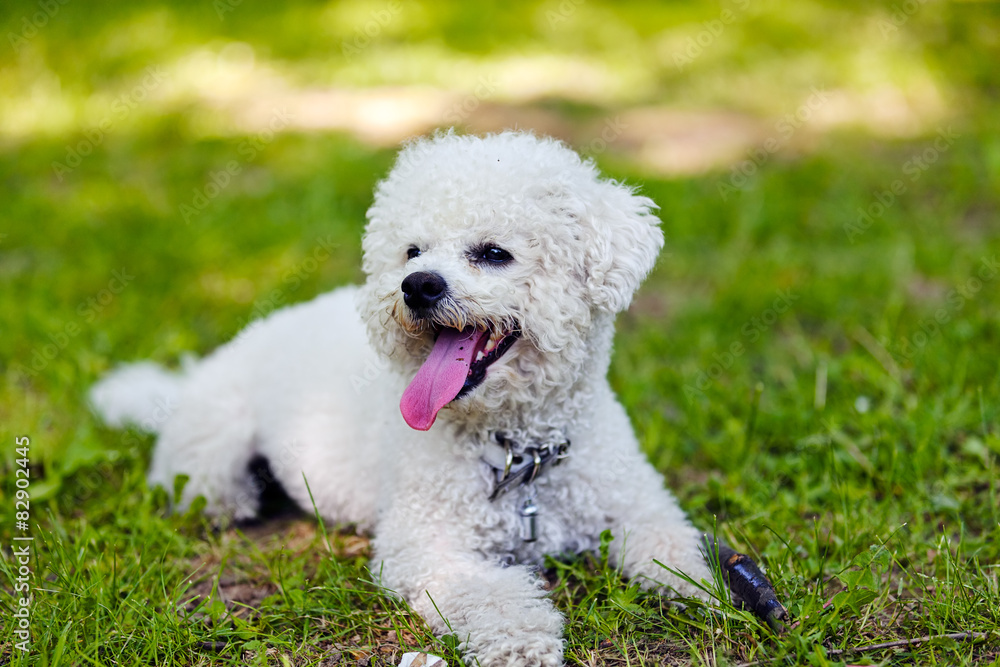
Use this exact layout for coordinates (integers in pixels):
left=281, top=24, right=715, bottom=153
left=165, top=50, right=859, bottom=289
left=401, top=271, right=448, bottom=311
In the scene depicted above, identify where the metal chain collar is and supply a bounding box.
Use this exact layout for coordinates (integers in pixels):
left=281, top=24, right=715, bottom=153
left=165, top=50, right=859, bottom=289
left=483, top=431, right=570, bottom=502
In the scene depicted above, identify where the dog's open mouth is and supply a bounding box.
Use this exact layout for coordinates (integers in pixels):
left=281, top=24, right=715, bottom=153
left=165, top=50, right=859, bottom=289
left=400, top=325, right=520, bottom=431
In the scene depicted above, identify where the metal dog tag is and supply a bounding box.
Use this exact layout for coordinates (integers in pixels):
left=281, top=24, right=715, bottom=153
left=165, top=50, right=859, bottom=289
left=519, top=498, right=538, bottom=542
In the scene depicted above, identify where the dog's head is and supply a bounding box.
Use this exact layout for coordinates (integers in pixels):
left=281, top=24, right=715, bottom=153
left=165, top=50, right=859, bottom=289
left=358, top=131, right=663, bottom=430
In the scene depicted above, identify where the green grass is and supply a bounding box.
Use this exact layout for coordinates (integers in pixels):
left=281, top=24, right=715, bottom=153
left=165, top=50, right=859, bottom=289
left=3, top=1, right=1000, bottom=665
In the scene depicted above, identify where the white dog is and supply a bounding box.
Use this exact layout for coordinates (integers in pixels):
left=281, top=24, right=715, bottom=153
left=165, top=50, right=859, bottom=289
left=91, top=131, right=712, bottom=666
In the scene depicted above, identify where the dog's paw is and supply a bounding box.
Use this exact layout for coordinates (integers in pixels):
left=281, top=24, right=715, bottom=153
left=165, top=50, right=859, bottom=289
left=411, top=574, right=565, bottom=667
left=464, top=632, right=563, bottom=667
left=663, top=567, right=714, bottom=602
left=628, top=559, right=714, bottom=604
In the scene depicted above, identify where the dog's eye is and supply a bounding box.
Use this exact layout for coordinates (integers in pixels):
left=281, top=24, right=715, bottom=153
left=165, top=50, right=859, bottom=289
left=406, top=246, right=421, bottom=260
left=475, top=245, right=513, bottom=265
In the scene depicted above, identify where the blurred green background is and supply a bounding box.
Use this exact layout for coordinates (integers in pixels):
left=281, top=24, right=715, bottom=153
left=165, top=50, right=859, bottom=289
left=2, top=0, right=1000, bottom=664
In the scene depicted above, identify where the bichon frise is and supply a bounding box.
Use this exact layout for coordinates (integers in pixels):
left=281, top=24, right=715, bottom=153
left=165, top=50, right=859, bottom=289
left=91, top=131, right=712, bottom=666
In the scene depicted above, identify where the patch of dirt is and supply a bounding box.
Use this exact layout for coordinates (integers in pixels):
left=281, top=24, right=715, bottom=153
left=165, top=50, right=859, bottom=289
left=181, top=519, right=373, bottom=619
left=575, top=637, right=694, bottom=667
left=185, top=575, right=280, bottom=620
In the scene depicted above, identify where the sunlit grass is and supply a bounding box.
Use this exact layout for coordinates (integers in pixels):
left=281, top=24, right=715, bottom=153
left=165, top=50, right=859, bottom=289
left=2, top=1, right=993, bottom=143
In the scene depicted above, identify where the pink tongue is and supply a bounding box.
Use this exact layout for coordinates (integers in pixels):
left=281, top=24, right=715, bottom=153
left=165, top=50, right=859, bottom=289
left=400, top=327, right=485, bottom=431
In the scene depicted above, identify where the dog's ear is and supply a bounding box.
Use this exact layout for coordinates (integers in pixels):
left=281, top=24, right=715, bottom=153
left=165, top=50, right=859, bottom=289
left=581, top=180, right=665, bottom=313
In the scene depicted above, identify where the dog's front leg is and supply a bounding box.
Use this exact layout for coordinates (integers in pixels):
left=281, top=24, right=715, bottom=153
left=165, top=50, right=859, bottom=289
left=599, top=453, right=714, bottom=600
left=374, top=512, right=564, bottom=667
left=575, top=392, right=715, bottom=600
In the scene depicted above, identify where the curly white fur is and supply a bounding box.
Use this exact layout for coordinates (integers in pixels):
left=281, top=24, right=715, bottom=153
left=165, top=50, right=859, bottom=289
left=90, top=131, right=712, bottom=666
